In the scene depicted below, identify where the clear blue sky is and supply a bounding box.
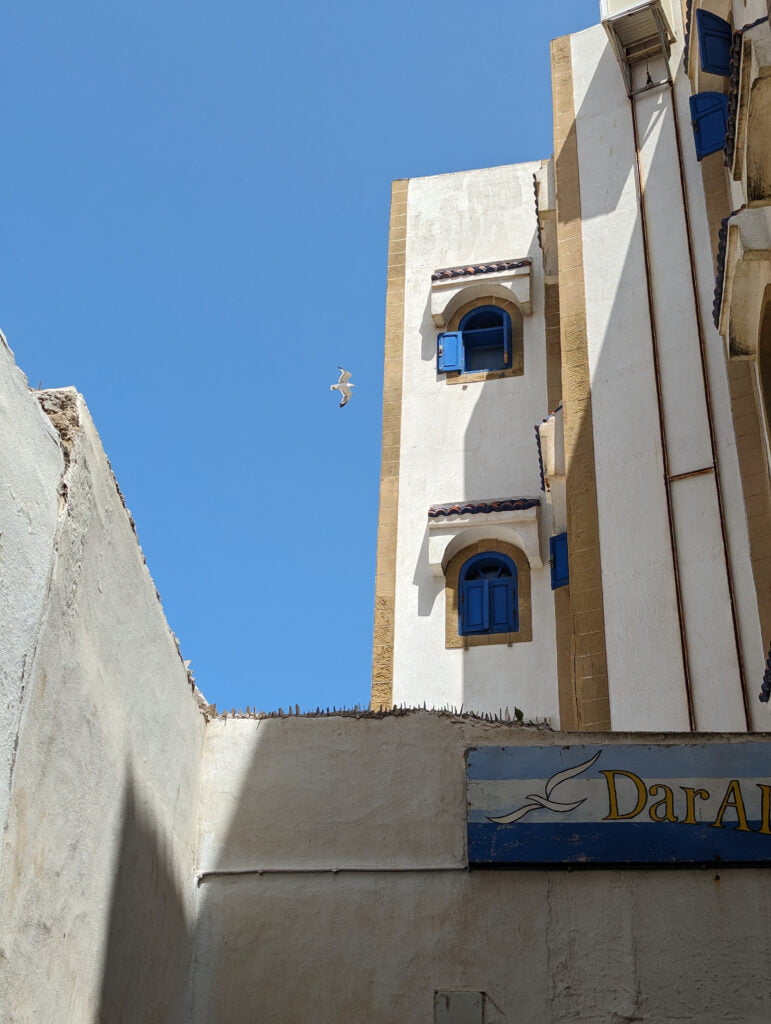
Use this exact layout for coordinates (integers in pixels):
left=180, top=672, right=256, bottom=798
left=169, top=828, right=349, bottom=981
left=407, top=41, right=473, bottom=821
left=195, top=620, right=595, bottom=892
left=4, top=0, right=599, bottom=713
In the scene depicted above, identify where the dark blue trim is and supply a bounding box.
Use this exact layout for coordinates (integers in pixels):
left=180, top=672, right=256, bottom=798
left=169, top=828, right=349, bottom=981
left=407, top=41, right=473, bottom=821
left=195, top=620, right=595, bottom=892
left=468, top=820, right=771, bottom=865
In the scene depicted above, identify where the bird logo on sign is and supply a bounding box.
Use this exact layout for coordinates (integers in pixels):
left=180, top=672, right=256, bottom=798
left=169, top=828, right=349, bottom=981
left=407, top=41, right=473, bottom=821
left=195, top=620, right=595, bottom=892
left=487, top=750, right=602, bottom=824
left=330, top=366, right=355, bottom=408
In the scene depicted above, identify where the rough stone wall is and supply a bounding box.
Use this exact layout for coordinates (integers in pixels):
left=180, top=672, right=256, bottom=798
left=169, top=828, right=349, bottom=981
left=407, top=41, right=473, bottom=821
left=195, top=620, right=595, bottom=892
left=0, top=345, right=206, bottom=1024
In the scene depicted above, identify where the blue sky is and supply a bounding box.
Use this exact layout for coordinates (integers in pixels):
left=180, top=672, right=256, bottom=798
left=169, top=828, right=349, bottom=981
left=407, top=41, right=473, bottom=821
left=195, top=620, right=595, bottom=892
left=4, top=0, right=599, bottom=713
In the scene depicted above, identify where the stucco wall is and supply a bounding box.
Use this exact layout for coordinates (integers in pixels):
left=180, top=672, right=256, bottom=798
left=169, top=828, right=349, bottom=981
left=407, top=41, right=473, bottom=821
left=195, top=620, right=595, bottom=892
left=392, top=164, right=559, bottom=721
left=0, top=365, right=206, bottom=1023
left=0, top=335, right=64, bottom=869
left=193, top=713, right=771, bottom=1024
left=569, top=19, right=763, bottom=729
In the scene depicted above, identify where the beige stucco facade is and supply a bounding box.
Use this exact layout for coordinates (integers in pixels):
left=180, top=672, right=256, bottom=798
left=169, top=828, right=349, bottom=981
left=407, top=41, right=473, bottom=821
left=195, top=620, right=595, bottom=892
left=372, top=0, right=771, bottom=734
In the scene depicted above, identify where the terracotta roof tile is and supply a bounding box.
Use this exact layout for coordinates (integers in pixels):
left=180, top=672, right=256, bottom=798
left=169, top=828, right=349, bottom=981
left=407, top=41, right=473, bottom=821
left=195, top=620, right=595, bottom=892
left=428, top=497, right=540, bottom=518
left=713, top=205, right=745, bottom=329
left=431, top=258, right=531, bottom=283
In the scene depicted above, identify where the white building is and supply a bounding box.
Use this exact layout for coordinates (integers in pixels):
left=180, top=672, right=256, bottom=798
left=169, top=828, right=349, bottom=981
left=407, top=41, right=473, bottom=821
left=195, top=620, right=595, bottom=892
left=372, top=0, right=771, bottom=734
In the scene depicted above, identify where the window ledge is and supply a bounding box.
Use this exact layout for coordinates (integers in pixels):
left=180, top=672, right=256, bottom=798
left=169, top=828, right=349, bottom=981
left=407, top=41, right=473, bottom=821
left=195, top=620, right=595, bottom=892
left=444, top=365, right=523, bottom=384
left=431, top=260, right=532, bottom=328
left=427, top=498, right=542, bottom=575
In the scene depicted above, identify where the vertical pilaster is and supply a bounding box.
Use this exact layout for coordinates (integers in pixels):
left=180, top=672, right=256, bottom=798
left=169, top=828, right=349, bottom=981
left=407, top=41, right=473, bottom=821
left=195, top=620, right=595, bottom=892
left=371, top=179, right=408, bottom=710
left=551, top=37, right=611, bottom=731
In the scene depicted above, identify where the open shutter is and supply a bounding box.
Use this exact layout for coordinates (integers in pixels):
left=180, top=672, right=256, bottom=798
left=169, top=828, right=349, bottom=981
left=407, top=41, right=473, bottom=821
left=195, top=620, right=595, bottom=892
left=489, top=579, right=516, bottom=633
left=689, top=92, right=729, bottom=160
left=550, top=533, right=569, bottom=590
left=437, top=332, right=463, bottom=372
left=696, top=10, right=732, bottom=76
left=461, top=578, right=488, bottom=634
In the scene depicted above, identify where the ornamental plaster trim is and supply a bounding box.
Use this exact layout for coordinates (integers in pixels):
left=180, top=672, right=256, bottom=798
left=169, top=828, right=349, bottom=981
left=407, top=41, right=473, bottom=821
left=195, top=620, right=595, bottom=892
left=430, top=264, right=532, bottom=327
left=427, top=505, right=543, bottom=576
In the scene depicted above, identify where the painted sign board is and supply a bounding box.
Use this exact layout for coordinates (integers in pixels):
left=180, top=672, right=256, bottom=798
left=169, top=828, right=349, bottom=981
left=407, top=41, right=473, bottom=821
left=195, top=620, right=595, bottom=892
left=467, top=743, right=771, bottom=865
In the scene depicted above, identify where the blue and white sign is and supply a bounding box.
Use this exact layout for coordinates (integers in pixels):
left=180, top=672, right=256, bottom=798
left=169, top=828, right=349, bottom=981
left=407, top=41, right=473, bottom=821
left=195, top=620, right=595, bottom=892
left=467, top=743, right=771, bottom=865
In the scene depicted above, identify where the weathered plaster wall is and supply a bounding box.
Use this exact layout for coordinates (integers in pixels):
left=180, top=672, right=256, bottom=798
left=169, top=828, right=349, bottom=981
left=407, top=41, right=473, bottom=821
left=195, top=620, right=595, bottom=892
left=0, top=336, right=64, bottom=870
left=392, top=163, right=559, bottom=721
left=0, top=364, right=206, bottom=1023
left=193, top=714, right=771, bottom=1024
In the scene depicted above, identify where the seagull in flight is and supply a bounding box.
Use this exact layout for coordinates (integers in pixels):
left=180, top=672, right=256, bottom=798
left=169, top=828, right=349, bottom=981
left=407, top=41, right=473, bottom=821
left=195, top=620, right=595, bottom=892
left=330, top=366, right=355, bottom=408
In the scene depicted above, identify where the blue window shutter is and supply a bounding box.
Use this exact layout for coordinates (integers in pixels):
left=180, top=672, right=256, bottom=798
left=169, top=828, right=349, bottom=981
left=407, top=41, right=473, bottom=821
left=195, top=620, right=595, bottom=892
left=503, top=313, right=512, bottom=367
left=696, top=10, right=732, bottom=76
left=489, top=579, right=515, bottom=632
left=689, top=92, right=729, bottom=160
left=461, top=578, right=488, bottom=634
left=437, top=332, right=463, bottom=372
left=550, top=533, right=569, bottom=590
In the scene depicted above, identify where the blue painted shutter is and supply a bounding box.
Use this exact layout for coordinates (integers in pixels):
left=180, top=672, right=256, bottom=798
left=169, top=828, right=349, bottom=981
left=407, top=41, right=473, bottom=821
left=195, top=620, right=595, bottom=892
left=437, top=332, right=463, bottom=372
left=696, top=10, right=732, bottom=76
left=689, top=92, right=729, bottom=160
left=489, top=579, right=515, bottom=632
left=550, top=533, right=569, bottom=589
left=461, top=578, right=488, bottom=634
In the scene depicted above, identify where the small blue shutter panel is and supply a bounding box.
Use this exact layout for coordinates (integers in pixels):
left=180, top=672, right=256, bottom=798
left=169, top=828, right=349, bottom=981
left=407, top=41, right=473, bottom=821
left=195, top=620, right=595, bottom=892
left=489, top=579, right=514, bottom=632
left=550, top=533, right=569, bottom=590
left=503, top=313, right=512, bottom=366
left=696, top=10, right=732, bottom=76
left=461, top=578, right=488, bottom=634
left=689, top=92, right=729, bottom=160
left=437, top=332, right=463, bottom=372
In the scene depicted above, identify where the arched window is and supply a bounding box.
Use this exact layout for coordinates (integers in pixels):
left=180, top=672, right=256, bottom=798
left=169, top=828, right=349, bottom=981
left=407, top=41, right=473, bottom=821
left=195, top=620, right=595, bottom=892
left=437, top=304, right=515, bottom=374
left=459, top=552, right=518, bottom=636
left=458, top=305, right=511, bottom=372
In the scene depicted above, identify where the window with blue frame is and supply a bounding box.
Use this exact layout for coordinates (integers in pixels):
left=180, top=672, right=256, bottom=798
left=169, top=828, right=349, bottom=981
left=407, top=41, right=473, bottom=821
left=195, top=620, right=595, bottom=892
left=438, top=305, right=512, bottom=374
left=459, top=551, right=518, bottom=636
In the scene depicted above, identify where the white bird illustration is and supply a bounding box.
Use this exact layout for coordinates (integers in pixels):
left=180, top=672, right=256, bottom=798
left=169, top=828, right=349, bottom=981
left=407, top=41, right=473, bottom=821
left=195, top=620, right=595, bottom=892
left=487, top=750, right=601, bottom=824
left=330, top=366, right=355, bottom=408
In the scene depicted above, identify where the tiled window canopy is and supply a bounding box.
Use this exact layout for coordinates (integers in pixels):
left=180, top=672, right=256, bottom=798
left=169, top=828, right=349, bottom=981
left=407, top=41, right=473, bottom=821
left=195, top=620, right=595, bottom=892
left=427, top=497, right=542, bottom=575
left=430, top=258, right=533, bottom=328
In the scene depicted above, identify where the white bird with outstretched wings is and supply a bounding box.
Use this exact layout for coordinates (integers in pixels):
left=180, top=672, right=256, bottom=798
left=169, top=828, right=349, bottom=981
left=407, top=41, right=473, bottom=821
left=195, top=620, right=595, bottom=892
left=330, top=366, right=355, bottom=408
left=487, top=750, right=601, bottom=824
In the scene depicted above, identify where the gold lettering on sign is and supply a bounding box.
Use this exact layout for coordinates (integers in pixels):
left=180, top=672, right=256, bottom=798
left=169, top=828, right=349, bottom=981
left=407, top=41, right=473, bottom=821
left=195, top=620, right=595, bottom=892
left=648, top=784, right=677, bottom=822
left=601, top=770, right=647, bottom=820
left=711, top=780, right=751, bottom=831
left=680, top=787, right=710, bottom=825
left=756, top=784, right=771, bottom=835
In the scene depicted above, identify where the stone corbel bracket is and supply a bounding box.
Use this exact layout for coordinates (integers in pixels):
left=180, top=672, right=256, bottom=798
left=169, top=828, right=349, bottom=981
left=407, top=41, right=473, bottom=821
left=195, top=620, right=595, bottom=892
left=427, top=499, right=542, bottom=576
left=430, top=259, right=532, bottom=329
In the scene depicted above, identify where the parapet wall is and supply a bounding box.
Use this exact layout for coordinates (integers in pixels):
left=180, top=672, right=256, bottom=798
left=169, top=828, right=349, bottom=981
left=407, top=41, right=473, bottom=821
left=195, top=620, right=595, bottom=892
left=192, top=713, right=771, bottom=1023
